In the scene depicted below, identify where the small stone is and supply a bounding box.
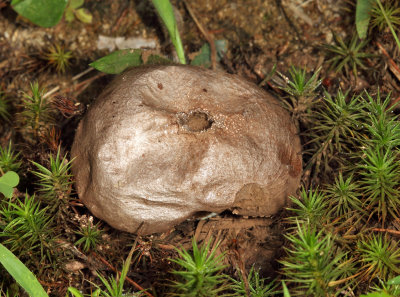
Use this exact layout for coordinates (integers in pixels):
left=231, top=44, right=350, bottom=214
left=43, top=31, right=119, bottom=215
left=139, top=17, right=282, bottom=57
left=65, top=261, right=86, bottom=273
left=71, top=65, right=302, bottom=235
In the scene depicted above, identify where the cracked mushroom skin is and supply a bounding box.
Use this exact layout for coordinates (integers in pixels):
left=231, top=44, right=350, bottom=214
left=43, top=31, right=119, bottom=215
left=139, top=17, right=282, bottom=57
left=71, top=65, right=302, bottom=235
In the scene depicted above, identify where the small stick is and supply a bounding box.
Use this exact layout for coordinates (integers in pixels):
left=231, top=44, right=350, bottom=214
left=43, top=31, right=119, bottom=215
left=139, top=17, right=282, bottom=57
left=194, top=219, right=206, bottom=242
left=49, top=72, right=106, bottom=100
left=73, top=73, right=106, bottom=96
left=376, top=41, right=400, bottom=82
left=43, top=86, right=60, bottom=99
left=72, top=67, right=94, bottom=81
left=43, top=67, right=96, bottom=99
left=157, top=244, right=175, bottom=250
left=183, top=0, right=217, bottom=70
left=372, top=227, right=400, bottom=236
left=112, top=8, right=129, bottom=33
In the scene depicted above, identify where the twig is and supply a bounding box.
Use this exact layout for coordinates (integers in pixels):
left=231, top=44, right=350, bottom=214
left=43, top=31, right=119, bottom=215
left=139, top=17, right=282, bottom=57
left=73, top=73, right=106, bottom=96
left=194, top=219, right=206, bottom=242
left=376, top=41, right=400, bottom=83
left=112, top=8, right=129, bottom=33
left=328, top=271, right=363, bottom=287
left=372, top=227, right=400, bottom=236
left=390, top=95, right=400, bottom=109
left=157, top=244, right=175, bottom=250
left=72, top=67, right=94, bottom=81
left=43, top=86, right=60, bottom=99
left=43, top=67, right=96, bottom=99
left=183, top=0, right=217, bottom=70
left=275, top=0, right=304, bottom=45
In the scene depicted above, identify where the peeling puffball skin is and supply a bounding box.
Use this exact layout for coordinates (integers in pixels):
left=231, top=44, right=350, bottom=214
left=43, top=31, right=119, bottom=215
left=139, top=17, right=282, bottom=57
left=71, top=65, right=302, bottom=235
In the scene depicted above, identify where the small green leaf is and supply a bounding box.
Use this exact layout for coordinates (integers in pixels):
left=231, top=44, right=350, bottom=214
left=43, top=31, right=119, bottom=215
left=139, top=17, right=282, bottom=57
left=190, top=40, right=228, bottom=68
left=11, top=0, right=68, bottom=28
left=64, top=8, right=75, bottom=22
left=356, top=0, right=374, bottom=39
left=387, top=275, right=400, bottom=285
left=75, top=8, right=92, bottom=24
left=0, top=171, right=20, bottom=187
left=282, top=281, right=291, bottom=297
left=0, top=183, right=13, bottom=198
left=67, top=287, right=85, bottom=297
left=68, top=0, right=83, bottom=9
left=191, top=43, right=211, bottom=68
left=90, top=49, right=143, bottom=74
left=0, top=243, right=48, bottom=297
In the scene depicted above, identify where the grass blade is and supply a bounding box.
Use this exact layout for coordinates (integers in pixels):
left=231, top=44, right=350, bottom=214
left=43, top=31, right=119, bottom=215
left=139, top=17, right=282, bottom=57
left=356, top=0, right=374, bottom=39
left=0, top=243, right=48, bottom=297
left=151, top=0, right=186, bottom=64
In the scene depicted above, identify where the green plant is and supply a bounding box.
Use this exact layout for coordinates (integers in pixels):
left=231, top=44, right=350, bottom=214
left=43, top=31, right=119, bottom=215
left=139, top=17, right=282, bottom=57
left=308, top=90, right=364, bottom=170
left=286, top=187, right=328, bottom=228
left=365, top=276, right=400, bottom=297
left=374, top=0, right=400, bottom=49
left=324, top=33, right=372, bottom=78
left=0, top=193, right=54, bottom=263
left=0, top=171, right=19, bottom=198
left=278, top=66, right=321, bottom=120
left=357, top=147, right=400, bottom=224
left=0, top=142, right=22, bottom=173
left=280, top=221, right=355, bottom=296
left=352, top=92, right=400, bottom=223
left=90, top=49, right=172, bottom=74
left=357, top=234, right=400, bottom=281
left=356, top=0, right=400, bottom=50
left=90, top=0, right=184, bottom=74
left=67, top=246, right=141, bottom=297
left=65, top=0, right=92, bottom=23
left=20, top=82, right=54, bottom=138
left=170, top=238, right=229, bottom=297
left=151, top=0, right=186, bottom=64
left=282, top=281, right=291, bottom=297
left=74, top=221, right=103, bottom=252
left=324, top=173, right=363, bottom=218
left=362, top=92, right=400, bottom=150
left=279, top=67, right=321, bottom=99
left=31, top=148, right=73, bottom=208
left=230, top=265, right=278, bottom=296
left=0, top=243, right=48, bottom=297
left=361, top=292, right=392, bottom=297
left=11, top=0, right=68, bottom=28
left=370, top=0, right=400, bottom=32
left=45, top=44, right=73, bottom=73
left=190, top=40, right=227, bottom=68
left=0, top=92, right=10, bottom=122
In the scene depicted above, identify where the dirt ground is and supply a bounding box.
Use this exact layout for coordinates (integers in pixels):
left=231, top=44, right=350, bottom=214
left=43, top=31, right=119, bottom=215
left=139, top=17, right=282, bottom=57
left=1, top=0, right=399, bottom=295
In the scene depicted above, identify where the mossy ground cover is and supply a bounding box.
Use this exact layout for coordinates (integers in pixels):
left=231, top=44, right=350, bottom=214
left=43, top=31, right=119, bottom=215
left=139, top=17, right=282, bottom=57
left=2, top=0, right=400, bottom=296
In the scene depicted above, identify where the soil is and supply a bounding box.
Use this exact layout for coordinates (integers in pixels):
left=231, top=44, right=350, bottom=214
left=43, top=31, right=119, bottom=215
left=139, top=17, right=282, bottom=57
left=1, top=0, right=399, bottom=296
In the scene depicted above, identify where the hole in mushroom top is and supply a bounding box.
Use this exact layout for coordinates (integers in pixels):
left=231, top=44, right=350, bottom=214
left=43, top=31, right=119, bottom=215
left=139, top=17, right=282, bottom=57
left=178, top=111, right=213, bottom=132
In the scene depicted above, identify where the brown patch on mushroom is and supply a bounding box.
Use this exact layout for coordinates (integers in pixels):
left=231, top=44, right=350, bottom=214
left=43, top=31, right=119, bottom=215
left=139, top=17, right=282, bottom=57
left=277, top=142, right=303, bottom=178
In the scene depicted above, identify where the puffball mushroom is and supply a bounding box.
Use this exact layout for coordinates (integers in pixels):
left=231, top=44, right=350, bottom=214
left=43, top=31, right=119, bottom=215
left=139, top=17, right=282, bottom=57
left=71, top=65, right=302, bottom=235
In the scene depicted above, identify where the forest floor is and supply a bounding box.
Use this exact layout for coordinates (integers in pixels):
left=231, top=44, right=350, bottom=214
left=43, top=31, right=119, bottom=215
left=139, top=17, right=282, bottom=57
left=1, top=0, right=400, bottom=296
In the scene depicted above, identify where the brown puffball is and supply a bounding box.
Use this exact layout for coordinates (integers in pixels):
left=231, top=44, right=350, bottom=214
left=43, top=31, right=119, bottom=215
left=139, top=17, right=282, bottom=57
left=71, top=65, right=302, bottom=235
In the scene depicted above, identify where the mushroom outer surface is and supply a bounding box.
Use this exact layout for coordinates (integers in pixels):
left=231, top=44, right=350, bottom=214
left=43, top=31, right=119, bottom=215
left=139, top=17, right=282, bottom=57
left=71, top=65, right=302, bottom=234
